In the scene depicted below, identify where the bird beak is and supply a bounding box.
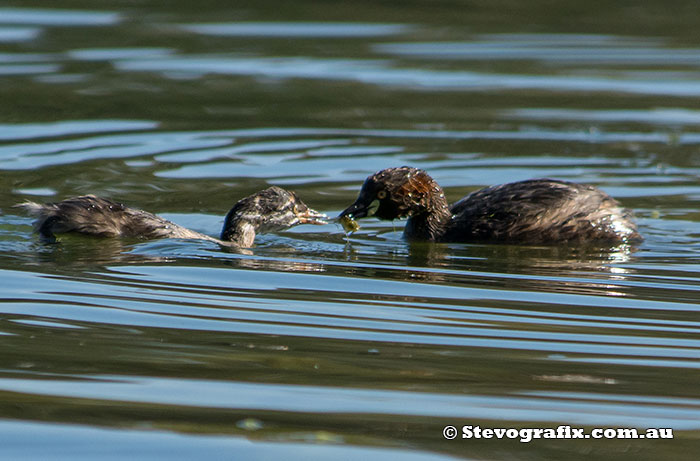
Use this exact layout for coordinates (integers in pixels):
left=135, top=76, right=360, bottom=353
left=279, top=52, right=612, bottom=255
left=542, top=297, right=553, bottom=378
left=338, top=198, right=379, bottom=220
left=297, top=207, right=328, bottom=225
left=339, top=200, right=367, bottom=219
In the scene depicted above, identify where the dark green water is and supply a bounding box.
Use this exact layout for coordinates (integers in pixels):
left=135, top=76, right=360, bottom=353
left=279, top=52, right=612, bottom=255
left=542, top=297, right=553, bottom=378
left=1, top=2, right=699, bottom=459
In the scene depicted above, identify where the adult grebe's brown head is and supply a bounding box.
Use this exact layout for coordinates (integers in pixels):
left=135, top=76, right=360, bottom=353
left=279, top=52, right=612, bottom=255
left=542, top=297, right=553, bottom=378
left=338, top=167, right=446, bottom=221
left=222, top=186, right=327, bottom=243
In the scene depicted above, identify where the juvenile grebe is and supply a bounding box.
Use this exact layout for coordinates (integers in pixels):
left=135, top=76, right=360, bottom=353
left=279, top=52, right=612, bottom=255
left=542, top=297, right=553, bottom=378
left=339, top=167, right=641, bottom=244
left=18, top=186, right=327, bottom=247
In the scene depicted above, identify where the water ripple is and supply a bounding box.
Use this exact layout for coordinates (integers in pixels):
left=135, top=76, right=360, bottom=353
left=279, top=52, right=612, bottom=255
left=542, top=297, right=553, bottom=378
left=0, top=120, right=157, bottom=141
left=113, top=55, right=700, bottom=96
left=3, top=266, right=699, bottom=361
left=0, top=7, right=121, bottom=26
left=0, top=375, right=697, bottom=429
left=182, top=22, right=412, bottom=38
left=0, top=420, right=455, bottom=461
left=374, top=40, right=700, bottom=65
left=0, top=26, right=41, bottom=42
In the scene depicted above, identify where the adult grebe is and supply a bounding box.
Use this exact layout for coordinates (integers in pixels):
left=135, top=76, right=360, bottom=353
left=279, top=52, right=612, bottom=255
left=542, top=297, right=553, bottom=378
left=339, top=167, right=641, bottom=244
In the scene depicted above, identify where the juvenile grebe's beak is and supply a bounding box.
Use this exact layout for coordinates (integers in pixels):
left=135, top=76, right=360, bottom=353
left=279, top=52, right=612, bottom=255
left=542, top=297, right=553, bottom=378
left=297, top=207, right=328, bottom=225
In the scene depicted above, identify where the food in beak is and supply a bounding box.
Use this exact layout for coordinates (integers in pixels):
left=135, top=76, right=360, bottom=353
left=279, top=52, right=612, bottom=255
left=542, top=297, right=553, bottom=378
left=339, top=215, right=360, bottom=233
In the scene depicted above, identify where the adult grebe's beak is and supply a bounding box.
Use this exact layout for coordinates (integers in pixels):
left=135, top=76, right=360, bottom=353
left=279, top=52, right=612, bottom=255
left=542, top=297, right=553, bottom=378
left=338, top=196, right=378, bottom=220
left=297, top=207, right=328, bottom=225
left=339, top=201, right=365, bottom=219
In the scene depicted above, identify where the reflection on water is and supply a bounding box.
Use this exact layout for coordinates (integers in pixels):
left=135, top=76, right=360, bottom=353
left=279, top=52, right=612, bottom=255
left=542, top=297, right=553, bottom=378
left=504, top=108, right=700, bottom=125
left=2, top=374, right=698, bottom=428
left=375, top=34, right=700, bottom=65
left=2, top=2, right=700, bottom=460
left=182, top=22, right=412, bottom=38
left=0, top=28, right=41, bottom=42
left=113, top=54, right=700, bottom=96
left=0, top=120, right=157, bottom=141
left=0, top=7, right=120, bottom=26
left=68, top=48, right=175, bottom=61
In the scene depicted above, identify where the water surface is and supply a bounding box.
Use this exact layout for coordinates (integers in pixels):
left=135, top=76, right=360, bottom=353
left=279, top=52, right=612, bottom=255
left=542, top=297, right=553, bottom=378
left=1, top=2, right=699, bottom=460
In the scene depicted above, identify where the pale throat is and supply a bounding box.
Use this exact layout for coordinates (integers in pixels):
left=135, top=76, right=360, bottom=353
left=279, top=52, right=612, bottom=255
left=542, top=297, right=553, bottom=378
left=228, top=222, right=256, bottom=247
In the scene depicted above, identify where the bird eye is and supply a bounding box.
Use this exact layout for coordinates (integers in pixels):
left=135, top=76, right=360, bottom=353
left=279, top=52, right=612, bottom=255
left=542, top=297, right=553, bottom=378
left=377, top=190, right=387, bottom=199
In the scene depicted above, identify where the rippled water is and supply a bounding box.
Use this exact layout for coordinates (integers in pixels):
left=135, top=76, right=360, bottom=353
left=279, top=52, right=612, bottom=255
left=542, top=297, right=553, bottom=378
left=1, top=2, right=700, bottom=459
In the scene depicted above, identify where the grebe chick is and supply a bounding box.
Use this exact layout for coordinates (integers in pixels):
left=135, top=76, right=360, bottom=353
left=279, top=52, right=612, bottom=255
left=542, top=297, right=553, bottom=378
left=339, top=167, right=642, bottom=244
left=17, top=186, right=327, bottom=247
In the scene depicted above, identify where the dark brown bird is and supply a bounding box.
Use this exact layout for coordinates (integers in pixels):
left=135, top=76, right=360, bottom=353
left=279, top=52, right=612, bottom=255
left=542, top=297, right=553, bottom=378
left=339, top=167, right=642, bottom=244
left=17, top=186, right=327, bottom=247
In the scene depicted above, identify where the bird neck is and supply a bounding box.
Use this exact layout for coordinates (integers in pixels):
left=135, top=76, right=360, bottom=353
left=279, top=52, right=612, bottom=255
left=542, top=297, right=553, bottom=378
left=403, top=185, right=452, bottom=241
left=220, top=207, right=258, bottom=247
